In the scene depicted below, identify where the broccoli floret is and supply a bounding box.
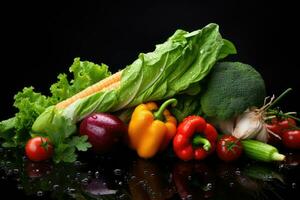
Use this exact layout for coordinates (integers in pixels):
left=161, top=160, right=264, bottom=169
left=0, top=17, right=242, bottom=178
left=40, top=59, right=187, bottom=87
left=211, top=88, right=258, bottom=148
left=200, top=62, right=266, bottom=120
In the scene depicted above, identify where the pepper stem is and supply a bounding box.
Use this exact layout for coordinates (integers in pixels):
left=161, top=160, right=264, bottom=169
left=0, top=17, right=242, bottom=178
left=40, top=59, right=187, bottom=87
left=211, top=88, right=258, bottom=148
left=193, top=135, right=211, bottom=151
left=153, top=98, right=177, bottom=121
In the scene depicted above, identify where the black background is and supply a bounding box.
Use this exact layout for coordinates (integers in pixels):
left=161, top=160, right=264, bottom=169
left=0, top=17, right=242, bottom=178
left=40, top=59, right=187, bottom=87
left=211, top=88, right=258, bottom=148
left=1, top=0, right=299, bottom=119
left=0, top=1, right=299, bottom=199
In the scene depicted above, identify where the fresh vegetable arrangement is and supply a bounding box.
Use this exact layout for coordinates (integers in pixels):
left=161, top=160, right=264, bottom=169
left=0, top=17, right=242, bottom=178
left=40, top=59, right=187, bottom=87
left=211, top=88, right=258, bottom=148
left=0, top=23, right=299, bottom=164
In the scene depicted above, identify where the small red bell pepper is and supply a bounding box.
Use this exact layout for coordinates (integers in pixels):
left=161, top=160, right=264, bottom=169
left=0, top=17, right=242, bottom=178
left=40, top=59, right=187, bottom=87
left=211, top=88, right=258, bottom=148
left=173, top=116, right=218, bottom=161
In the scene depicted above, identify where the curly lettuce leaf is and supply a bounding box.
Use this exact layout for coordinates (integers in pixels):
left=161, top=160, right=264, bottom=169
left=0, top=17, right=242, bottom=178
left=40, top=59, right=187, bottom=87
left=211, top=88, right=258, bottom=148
left=50, top=58, right=111, bottom=102
left=1, top=58, right=110, bottom=154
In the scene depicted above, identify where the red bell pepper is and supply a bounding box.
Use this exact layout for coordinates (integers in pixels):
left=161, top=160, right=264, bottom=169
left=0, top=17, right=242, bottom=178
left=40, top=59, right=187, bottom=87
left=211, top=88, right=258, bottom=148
left=173, top=116, right=218, bottom=161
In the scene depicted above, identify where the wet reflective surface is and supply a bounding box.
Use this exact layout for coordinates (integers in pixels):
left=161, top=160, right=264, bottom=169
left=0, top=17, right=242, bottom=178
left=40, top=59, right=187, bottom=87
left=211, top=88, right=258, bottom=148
left=0, top=146, right=299, bottom=200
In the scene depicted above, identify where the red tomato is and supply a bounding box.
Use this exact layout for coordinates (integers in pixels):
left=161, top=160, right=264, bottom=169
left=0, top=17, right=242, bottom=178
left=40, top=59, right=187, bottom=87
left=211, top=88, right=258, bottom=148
left=25, top=137, right=54, bottom=162
left=216, top=135, right=243, bottom=162
left=267, top=118, right=296, bottom=133
left=266, top=119, right=282, bottom=136
left=282, top=130, right=300, bottom=149
left=278, top=118, right=296, bottom=130
left=266, top=118, right=297, bottom=144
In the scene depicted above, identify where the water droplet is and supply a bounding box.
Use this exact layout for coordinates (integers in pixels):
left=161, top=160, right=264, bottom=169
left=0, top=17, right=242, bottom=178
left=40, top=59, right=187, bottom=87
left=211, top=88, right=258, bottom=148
left=143, top=170, right=149, bottom=175
left=53, top=184, right=60, bottom=190
left=278, top=164, right=285, bottom=170
left=36, top=191, right=44, bottom=197
left=203, top=183, right=213, bottom=191
left=13, top=169, right=19, bottom=174
left=74, top=161, right=81, bottom=166
left=95, top=171, right=100, bottom=178
left=186, top=194, right=193, bottom=200
left=6, top=169, right=13, bottom=176
left=292, top=182, right=297, bottom=189
left=235, top=170, right=241, bottom=175
left=114, top=169, right=122, bottom=176
left=81, top=178, right=89, bottom=185
left=118, top=193, right=127, bottom=199
left=17, top=185, right=23, bottom=190
left=187, top=175, right=192, bottom=181
left=229, top=182, right=235, bottom=187
left=67, top=187, right=76, bottom=194
left=92, top=115, right=98, bottom=119
left=76, top=172, right=81, bottom=177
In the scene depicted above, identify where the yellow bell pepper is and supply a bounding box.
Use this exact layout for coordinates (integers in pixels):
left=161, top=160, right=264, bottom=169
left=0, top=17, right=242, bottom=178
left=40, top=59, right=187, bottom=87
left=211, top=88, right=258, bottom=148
left=128, top=99, right=177, bottom=158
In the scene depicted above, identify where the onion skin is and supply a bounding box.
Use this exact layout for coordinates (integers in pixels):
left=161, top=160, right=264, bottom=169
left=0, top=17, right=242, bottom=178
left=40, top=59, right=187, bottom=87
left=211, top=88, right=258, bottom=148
left=232, top=109, right=264, bottom=140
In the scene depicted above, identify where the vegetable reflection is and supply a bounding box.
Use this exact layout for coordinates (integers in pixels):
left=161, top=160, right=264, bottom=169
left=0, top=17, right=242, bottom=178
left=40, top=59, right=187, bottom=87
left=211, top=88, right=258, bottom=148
left=173, top=161, right=215, bottom=199
left=0, top=148, right=299, bottom=199
left=128, top=159, right=174, bottom=200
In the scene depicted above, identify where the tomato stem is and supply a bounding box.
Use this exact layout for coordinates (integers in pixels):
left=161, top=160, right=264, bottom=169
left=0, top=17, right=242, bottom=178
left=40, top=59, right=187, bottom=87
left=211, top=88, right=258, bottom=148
left=267, top=88, right=292, bottom=110
left=226, top=140, right=241, bottom=151
left=267, top=109, right=300, bottom=122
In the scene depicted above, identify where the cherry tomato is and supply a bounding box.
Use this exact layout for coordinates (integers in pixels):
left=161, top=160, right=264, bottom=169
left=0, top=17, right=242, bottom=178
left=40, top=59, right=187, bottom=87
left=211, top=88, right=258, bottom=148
left=267, top=118, right=296, bottom=134
left=266, top=118, right=282, bottom=136
left=278, top=118, right=296, bottom=130
left=266, top=118, right=297, bottom=144
left=282, top=130, right=300, bottom=149
left=216, top=135, right=243, bottom=162
left=25, top=137, right=54, bottom=162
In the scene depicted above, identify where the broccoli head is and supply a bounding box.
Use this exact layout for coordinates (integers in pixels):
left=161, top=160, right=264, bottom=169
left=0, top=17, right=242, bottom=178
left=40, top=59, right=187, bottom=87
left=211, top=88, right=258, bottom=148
left=200, top=62, right=266, bottom=120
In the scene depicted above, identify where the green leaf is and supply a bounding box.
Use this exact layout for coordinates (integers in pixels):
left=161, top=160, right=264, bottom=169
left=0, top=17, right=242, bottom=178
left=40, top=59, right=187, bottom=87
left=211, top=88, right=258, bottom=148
left=13, top=87, right=53, bottom=133
left=113, top=23, right=236, bottom=110
left=2, top=141, right=18, bottom=148
left=68, top=136, right=92, bottom=151
left=170, top=94, right=202, bottom=122
left=53, top=143, right=77, bottom=163
left=218, top=39, right=237, bottom=60
left=49, top=23, right=236, bottom=126
left=0, top=117, right=16, bottom=140
left=50, top=58, right=111, bottom=102
left=32, top=106, right=76, bottom=145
